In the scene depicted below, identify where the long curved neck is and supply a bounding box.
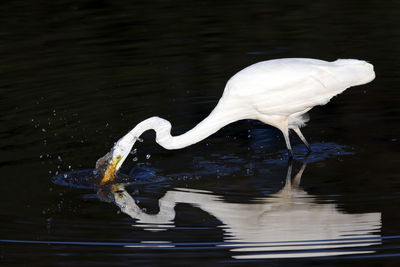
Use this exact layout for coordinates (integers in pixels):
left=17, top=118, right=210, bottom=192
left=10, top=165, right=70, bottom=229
left=140, top=101, right=244, bottom=149
left=112, top=99, right=247, bottom=171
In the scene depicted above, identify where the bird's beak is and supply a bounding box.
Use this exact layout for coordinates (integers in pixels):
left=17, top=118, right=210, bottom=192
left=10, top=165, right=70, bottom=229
left=99, top=155, right=122, bottom=185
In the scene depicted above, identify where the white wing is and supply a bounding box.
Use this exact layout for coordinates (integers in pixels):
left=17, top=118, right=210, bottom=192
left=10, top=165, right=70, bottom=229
left=223, top=59, right=352, bottom=116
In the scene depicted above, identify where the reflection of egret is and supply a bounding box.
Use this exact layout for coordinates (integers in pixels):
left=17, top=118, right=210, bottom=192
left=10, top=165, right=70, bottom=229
left=98, top=58, right=375, bottom=184
left=100, top=161, right=381, bottom=259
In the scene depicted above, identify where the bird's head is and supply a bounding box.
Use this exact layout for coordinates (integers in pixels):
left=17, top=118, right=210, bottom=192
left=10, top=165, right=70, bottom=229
left=97, top=152, right=123, bottom=185
left=97, top=134, right=138, bottom=185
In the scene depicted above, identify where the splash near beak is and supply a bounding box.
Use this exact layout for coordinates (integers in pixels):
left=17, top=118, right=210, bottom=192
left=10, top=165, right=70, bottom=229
left=100, top=155, right=122, bottom=185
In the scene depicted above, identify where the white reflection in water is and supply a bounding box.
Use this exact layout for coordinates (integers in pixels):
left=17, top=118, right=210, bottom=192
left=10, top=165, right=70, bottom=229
left=100, top=161, right=381, bottom=259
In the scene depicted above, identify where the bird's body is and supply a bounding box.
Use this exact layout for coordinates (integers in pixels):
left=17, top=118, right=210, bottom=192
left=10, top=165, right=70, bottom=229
left=98, top=58, right=375, bottom=184
left=221, top=58, right=373, bottom=125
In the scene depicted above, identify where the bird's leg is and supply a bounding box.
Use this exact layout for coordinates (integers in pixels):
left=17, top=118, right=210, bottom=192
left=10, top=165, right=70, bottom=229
left=280, top=124, right=293, bottom=159
left=293, top=127, right=312, bottom=152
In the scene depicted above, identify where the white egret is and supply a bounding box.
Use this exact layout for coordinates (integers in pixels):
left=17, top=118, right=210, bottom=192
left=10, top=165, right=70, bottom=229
left=98, top=58, right=375, bottom=185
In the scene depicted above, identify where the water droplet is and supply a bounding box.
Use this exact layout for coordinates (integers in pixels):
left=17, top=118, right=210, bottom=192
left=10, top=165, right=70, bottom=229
left=57, top=156, right=62, bottom=162
left=42, top=128, right=46, bottom=132
left=68, top=165, right=71, bottom=169
left=146, top=154, right=151, bottom=160
left=130, top=148, right=137, bottom=155
left=40, top=155, right=43, bottom=159
left=64, top=174, right=68, bottom=178
left=132, top=157, right=138, bottom=162
left=48, top=170, right=52, bottom=174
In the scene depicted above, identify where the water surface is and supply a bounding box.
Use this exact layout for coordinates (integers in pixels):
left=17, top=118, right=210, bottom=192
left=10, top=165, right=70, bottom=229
left=1, top=1, right=400, bottom=266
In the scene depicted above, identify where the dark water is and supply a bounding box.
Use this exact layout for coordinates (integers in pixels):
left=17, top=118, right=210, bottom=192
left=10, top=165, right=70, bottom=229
left=1, top=1, right=400, bottom=266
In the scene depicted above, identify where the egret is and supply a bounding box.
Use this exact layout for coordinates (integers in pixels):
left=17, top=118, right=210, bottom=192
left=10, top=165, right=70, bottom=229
left=98, top=58, right=375, bottom=185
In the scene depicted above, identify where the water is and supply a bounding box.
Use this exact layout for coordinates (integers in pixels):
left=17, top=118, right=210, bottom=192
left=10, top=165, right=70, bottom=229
left=1, top=1, right=400, bottom=265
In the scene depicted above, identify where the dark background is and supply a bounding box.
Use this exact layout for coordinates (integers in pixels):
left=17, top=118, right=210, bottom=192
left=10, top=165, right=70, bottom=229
left=1, top=0, right=400, bottom=265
